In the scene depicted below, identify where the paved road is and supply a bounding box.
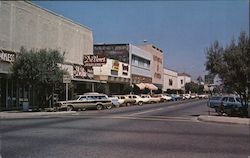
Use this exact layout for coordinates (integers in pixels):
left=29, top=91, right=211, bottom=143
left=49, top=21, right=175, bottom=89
left=1, top=99, right=249, bottom=158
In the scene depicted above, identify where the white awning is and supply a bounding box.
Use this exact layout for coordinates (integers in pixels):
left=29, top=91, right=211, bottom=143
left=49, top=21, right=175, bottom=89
left=144, top=83, right=158, bottom=90
left=136, top=83, right=146, bottom=90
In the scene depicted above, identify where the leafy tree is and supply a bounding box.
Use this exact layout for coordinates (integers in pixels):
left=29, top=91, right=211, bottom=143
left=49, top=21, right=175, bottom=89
left=12, top=47, right=66, bottom=108
left=197, top=75, right=203, bottom=84
left=205, top=32, right=250, bottom=116
left=185, top=82, right=203, bottom=93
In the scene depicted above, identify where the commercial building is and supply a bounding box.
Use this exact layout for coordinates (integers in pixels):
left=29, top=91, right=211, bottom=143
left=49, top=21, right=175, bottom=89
left=0, top=1, right=95, bottom=110
left=94, top=43, right=156, bottom=94
left=138, top=44, right=164, bottom=90
left=93, top=58, right=130, bottom=94
left=163, top=68, right=178, bottom=92
left=177, top=72, right=191, bottom=91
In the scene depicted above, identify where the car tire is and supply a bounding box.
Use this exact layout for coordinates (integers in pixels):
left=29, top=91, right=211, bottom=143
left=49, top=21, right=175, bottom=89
left=138, top=101, right=143, bottom=106
left=67, top=105, right=74, bottom=111
left=126, top=102, right=131, bottom=106
left=96, top=104, right=103, bottom=110
left=106, top=104, right=112, bottom=110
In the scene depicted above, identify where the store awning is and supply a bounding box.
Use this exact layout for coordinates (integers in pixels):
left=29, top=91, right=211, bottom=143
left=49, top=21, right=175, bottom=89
left=144, top=83, right=158, bottom=90
left=136, top=83, right=146, bottom=90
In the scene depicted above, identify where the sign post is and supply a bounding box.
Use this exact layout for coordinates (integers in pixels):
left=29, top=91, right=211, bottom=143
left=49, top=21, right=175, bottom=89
left=63, top=75, right=71, bottom=101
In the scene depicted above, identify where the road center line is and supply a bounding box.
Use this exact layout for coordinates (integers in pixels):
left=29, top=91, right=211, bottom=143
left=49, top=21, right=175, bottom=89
left=128, top=108, right=164, bottom=116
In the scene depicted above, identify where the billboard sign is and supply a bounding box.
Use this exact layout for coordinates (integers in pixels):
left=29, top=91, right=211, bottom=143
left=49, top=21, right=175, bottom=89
left=83, top=55, right=106, bottom=66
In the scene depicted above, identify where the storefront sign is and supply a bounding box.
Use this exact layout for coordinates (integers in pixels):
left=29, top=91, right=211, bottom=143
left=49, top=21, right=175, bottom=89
left=132, top=74, right=152, bottom=83
left=73, top=65, right=93, bottom=79
left=63, top=75, right=71, bottom=83
left=83, top=55, right=106, bottom=66
left=112, top=60, right=119, bottom=71
left=0, top=50, right=15, bottom=63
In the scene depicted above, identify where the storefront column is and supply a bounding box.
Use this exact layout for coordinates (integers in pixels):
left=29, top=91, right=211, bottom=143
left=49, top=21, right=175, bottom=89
left=91, top=83, right=95, bottom=92
left=5, top=79, right=8, bottom=109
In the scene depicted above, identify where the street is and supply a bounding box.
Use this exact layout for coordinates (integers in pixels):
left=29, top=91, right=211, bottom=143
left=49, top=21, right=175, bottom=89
left=1, top=100, right=249, bottom=158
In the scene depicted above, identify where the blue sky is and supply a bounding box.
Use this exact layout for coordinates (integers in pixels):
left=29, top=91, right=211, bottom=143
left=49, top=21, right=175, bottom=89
left=34, top=1, right=249, bottom=80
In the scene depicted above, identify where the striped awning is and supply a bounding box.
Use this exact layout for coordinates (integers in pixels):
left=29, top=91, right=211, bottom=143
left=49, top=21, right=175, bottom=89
left=144, top=83, right=158, bottom=90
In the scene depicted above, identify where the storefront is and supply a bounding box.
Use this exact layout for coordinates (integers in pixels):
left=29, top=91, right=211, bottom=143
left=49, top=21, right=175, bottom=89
left=0, top=49, right=31, bottom=110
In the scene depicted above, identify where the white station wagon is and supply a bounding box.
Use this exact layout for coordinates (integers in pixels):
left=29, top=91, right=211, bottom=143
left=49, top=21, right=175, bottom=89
left=56, top=94, right=112, bottom=111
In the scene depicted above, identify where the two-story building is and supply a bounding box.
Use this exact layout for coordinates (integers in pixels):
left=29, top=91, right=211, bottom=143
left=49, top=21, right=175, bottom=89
left=138, top=44, right=164, bottom=91
left=93, top=43, right=157, bottom=94
left=163, top=68, right=178, bottom=92
left=177, top=72, right=191, bottom=91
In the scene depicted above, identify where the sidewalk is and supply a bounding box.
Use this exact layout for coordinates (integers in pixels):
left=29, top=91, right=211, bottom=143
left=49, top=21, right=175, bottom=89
left=0, top=111, right=76, bottom=119
left=198, top=115, right=250, bottom=126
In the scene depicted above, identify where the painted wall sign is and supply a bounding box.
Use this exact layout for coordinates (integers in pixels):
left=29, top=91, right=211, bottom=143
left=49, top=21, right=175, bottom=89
left=83, top=55, right=106, bottom=66
left=0, top=50, right=15, bottom=63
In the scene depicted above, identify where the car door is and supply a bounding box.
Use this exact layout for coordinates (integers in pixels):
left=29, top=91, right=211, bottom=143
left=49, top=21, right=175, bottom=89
left=77, top=96, right=87, bottom=109
left=221, top=97, right=228, bottom=107
left=227, top=97, right=236, bottom=108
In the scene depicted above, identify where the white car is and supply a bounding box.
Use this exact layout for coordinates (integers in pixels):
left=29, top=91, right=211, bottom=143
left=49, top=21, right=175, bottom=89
left=108, top=96, right=121, bottom=108
left=126, top=95, right=149, bottom=105
left=141, top=94, right=161, bottom=103
left=198, top=94, right=209, bottom=99
left=155, top=94, right=172, bottom=102
left=183, top=94, right=191, bottom=99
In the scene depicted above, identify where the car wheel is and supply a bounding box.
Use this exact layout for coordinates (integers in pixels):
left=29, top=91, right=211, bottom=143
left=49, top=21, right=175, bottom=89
left=81, top=107, right=86, bottom=111
left=96, top=104, right=103, bottom=110
left=126, top=102, right=131, bottom=106
left=67, top=105, right=74, bottom=111
left=106, top=104, right=112, bottom=110
left=138, top=101, right=143, bottom=106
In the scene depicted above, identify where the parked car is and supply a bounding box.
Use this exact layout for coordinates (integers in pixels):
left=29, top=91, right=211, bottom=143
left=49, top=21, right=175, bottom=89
left=170, top=94, right=182, bottom=101
left=113, top=95, right=136, bottom=106
left=198, top=94, right=209, bottom=99
left=219, top=96, right=249, bottom=116
left=183, top=94, right=191, bottom=99
left=190, top=93, right=198, bottom=99
left=108, top=96, right=121, bottom=108
left=141, top=94, right=161, bottom=103
left=207, top=96, right=223, bottom=109
left=126, top=95, right=149, bottom=105
left=56, top=93, right=113, bottom=111
left=153, top=94, right=172, bottom=102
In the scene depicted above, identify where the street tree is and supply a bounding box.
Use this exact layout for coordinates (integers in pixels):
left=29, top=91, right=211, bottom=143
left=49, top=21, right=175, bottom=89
left=12, top=47, right=67, bottom=108
left=205, top=31, right=250, bottom=116
left=185, top=82, right=204, bottom=94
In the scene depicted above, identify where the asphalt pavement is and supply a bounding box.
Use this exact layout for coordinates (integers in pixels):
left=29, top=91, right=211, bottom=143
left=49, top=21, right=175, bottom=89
left=1, top=99, right=249, bottom=158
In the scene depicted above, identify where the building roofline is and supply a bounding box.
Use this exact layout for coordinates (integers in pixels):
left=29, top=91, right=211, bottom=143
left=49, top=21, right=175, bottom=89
left=164, top=67, right=178, bottom=72
left=25, top=1, right=92, bottom=31
left=137, top=43, right=164, bottom=53
left=94, top=43, right=130, bottom=46
left=178, top=72, right=191, bottom=77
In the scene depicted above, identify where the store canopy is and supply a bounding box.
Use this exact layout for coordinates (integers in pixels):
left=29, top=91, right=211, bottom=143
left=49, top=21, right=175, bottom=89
left=144, top=83, right=158, bottom=91
left=136, top=83, right=146, bottom=90
left=135, top=83, right=158, bottom=91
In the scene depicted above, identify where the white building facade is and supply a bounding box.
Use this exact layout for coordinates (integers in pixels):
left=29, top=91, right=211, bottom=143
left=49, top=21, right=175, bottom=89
left=177, top=73, right=191, bottom=91
left=163, top=68, right=178, bottom=92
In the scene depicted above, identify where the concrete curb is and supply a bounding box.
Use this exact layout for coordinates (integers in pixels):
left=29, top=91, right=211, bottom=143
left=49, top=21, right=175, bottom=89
left=198, top=115, right=250, bottom=126
left=0, top=111, right=76, bottom=119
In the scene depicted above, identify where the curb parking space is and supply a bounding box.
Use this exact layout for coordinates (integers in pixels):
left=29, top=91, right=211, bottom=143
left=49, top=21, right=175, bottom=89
left=198, top=115, right=250, bottom=126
